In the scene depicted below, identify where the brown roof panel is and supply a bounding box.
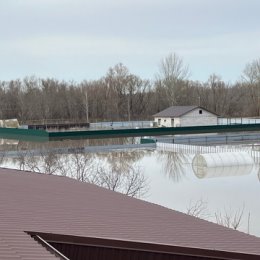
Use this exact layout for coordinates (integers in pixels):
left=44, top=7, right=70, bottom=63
left=0, top=168, right=260, bottom=259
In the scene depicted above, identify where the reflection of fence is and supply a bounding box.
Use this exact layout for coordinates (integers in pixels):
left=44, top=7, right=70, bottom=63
left=0, top=143, right=156, bottom=157
left=157, top=142, right=251, bottom=153
left=156, top=143, right=260, bottom=163
left=171, top=133, right=260, bottom=146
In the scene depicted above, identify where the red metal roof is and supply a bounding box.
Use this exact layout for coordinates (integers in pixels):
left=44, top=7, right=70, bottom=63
left=1, top=168, right=260, bottom=259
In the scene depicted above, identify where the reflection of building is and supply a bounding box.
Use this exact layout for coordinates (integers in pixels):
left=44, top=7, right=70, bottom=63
left=153, top=106, right=218, bottom=127
left=2, top=168, right=260, bottom=259
left=0, top=139, right=19, bottom=145
left=192, top=152, right=254, bottom=178
left=0, top=138, right=19, bottom=152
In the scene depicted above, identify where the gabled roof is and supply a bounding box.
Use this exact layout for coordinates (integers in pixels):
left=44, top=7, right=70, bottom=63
left=0, top=168, right=260, bottom=259
left=153, top=106, right=218, bottom=118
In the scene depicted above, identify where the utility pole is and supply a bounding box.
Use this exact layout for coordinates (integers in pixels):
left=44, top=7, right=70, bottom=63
left=127, top=94, right=131, bottom=122
left=85, top=89, right=89, bottom=123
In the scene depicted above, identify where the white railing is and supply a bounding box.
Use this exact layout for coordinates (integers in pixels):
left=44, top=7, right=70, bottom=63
left=89, top=121, right=153, bottom=129
left=218, top=117, right=260, bottom=125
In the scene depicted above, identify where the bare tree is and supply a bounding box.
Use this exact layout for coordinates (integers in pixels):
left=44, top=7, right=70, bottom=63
left=156, top=53, right=190, bottom=106
left=242, top=58, right=260, bottom=116
left=214, top=205, right=245, bottom=230
left=242, top=59, right=260, bottom=84
left=158, top=53, right=190, bottom=82
left=206, top=74, right=229, bottom=115
left=186, top=199, right=209, bottom=219
left=186, top=200, right=250, bottom=233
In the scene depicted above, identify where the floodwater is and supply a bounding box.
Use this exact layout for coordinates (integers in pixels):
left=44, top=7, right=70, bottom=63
left=140, top=150, right=260, bottom=236
left=0, top=138, right=260, bottom=237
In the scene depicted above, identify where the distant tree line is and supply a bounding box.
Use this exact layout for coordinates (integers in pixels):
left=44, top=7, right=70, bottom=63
left=0, top=54, right=260, bottom=123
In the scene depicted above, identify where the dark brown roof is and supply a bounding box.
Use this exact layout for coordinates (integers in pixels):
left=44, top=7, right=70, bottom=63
left=1, top=168, right=260, bottom=259
left=153, top=106, right=218, bottom=118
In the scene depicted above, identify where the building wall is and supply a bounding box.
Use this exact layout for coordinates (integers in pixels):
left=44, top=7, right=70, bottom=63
left=154, top=117, right=180, bottom=127
left=154, top=108, right=217, bottom=127
left=180, top=108, right=217, bottom=127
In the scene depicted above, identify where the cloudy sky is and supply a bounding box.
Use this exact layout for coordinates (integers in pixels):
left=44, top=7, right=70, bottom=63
left=0, top=0, right=259, bottom=82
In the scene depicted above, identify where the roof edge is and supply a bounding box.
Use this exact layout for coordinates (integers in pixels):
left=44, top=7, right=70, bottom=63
left=28, top=232, right=260, bottom=260
left=181, top=106, right=219, bottom=117
left=32, top=234, right=69, bottom=260
left=153, top=106, right=219, bottom=118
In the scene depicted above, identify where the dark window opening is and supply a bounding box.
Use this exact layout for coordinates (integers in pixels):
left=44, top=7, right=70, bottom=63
left=199, top=110, right=202, bottom=114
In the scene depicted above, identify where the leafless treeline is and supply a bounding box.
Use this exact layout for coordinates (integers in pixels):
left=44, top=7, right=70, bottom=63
left=0, top=54, right=260, bottom=122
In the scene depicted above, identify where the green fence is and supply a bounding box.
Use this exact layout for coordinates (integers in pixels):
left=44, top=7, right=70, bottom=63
left=49, top=124, right=260, bottom=141
left=0, top=128, right=49, bottom=142
left=1, top=123, right=260, bottom=142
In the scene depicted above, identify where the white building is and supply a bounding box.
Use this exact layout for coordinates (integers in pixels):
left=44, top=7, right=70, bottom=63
left=153, top=106, right=218, bottom=127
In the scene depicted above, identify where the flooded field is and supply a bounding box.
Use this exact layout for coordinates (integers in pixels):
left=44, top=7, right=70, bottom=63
left=1, top=138, right=260, bottom=237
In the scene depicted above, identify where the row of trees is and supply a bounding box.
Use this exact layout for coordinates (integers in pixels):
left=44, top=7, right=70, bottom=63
left=0, top=54, right=260, bottom=122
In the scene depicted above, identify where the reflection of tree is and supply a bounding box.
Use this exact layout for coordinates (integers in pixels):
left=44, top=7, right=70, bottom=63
left=157, top=151, right=190, bottom=182
left=94, top=164, right=148, bottom=198
left=0, top=151, right=5, bottom=165
left=15, top=150, right=63, bottom=175
left=254, top=162, right=260, bottom=183
left=58, top=153, right=95, bottom=182
left=11, top=151, right=29, bottom=170
left=16, top=137, right=138, bottom=152
left=104, top=150, right=146, bottom=173
left=14, top=150, right=149, bottom=198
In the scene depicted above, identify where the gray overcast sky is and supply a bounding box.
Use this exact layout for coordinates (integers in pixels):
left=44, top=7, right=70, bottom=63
left=0, top=0, right=259, bottom=82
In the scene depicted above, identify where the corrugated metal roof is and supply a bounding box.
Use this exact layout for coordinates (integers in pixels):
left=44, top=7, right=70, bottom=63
left=153, top=106, right=217, bottom=118
left=1, top=168, right=260, bottom=259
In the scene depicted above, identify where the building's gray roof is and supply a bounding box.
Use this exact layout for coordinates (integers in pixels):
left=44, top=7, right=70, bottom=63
left=1, top=168, right=260, bottom=259
left=153, top=106, right=217, bottom=118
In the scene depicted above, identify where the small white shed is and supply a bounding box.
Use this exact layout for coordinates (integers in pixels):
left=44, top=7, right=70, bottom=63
left=153, top=106, right=218, bottom=127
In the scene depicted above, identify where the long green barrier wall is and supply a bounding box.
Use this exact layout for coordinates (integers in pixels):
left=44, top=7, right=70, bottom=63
left=1, top=123, right=260, bottom=142
left=0, top=127, right=49, bottom=142
left=49, top=123, right=260, bottom=141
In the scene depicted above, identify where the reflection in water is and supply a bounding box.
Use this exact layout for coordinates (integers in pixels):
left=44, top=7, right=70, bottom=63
left=0, top=149, right=149, bottom=198
left=192, top=152, right=254, bottom=179
left=157, top=151, right=191, bottom=182
left=100, top=150, right=148, bottom=174
left=257, top=165, right=260, bottom=182
left=0, top=139, right=19, bottom=152
left=88, top=150, right=150, bottom=198
left=0, top=137, right=139, bottom=153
